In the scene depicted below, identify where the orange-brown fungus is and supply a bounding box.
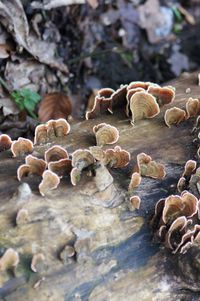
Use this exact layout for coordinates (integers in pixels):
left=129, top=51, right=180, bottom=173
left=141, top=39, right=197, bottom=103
left=11, top=138, right=33, bottom=157
left=164, top=107, right=186, bottom=128
left=0, top=134, right=12, bottom=152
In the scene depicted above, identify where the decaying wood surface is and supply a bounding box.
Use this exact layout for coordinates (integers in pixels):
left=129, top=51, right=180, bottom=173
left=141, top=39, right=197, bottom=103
left=0, top=72, right=200, bottom=301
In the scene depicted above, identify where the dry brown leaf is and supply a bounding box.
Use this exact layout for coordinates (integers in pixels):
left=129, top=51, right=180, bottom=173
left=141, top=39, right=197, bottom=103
left=38, top=92, right=72, bottom=122
left=0, top=0, right=68, bottom=73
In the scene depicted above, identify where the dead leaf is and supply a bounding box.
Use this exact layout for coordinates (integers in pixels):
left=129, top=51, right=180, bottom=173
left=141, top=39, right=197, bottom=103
left=38, top=92, right=72, bottom=122
left=0, top=0, right=68, bottom=73
left=31, top=0, right=85, bottom=10
left=138, top=0, right=173, bottom=44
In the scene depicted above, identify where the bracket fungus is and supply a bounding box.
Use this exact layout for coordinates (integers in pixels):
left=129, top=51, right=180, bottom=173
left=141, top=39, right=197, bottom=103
left=186, top=97, right=200, bottom=118
left=70, top=167, right=82, bottom=186
left=44, top=145, right=68, bottom=163
left=93, top=123, right=119, bottom=146
left=128, top=172, right=142, bottom=192
left=105, top=146, right=130, bottom=168
left=60, top=245, right=75, bottom=264
left=17, top=155, right=47, bottom=181
left=34, top=118, right=70, bottom=145
left=182, top=160, right=197, bottom=178
left=0, top=248, right=19, bottom=271
left=48, top=158, right=72, bottom=177
left=152, top=191, right=200, bottom=254
left=0, top=134, right=12, bottom=152
left=164, top=107, right=186, bottom=128
left=134, top=152, right=166, bottom=179
left=130, top=196, right=141, bottom=210
left=11, top=138, right=33, bottom=157
left=39, top=170, right=60, bottom=196
left=72, top=149, right=95, bottom=171
left=177, top=160, right=197, bottom=193
left=147, top=85, right=175, bottom=106
left=129, top=91, right=160, bottom=125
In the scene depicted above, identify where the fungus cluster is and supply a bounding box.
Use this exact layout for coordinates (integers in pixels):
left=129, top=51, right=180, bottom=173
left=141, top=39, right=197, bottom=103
left=86, top=81, right=175, bottom=125
left=152, top=191, right=200, bottom=254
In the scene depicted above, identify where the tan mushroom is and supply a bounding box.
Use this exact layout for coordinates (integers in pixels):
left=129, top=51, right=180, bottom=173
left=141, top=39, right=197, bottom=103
left=177, top=176, right=186, bottom=193
left=164, top=107, right=186, bottom=128
left=185, top=97, right=200, bottom=118
left=105, top=146, right=130, bottom=168
left=51, top=118, right=71, bottom=137
left=0, top=248, right=19, bottom=271
left=89, top=146, right=106, bottom=162
left=182, top=159, right=196, bottom=177
left=70, top=167, right=82, bottom=186
left=0, top=134, right=12, bottom=152
left=11, top=138, right=33, bottom=157
left=130, top=196, right=141, bottom=210
left=147, top=85, right=175, bottom=106
left=128, top=172, right=141, bottom=192
left=135, top=152, right=166, bottom=179
left=93, top=123, right=119, bottom=146
left=165, top=216, right=188, bottom=250
left=31, top=253, right=45, bottom=273
left=34, top=124, right=48, bottom=145
left=17, top=155, right=46, bottom=181
left=127, top=81, right=153, bottom=91
left=86, top=88, right=114, bottom=119
left=48, top=158, right=72, bottom=177
left=71, top=149, right=95, bottom=171
left=44, top=145, right=68, bottom=163
left=16, top=208, right=29, bottom=226
left=39, top=170, right=60, bottom=196
left=110, top=85, right=127, bottom=112
left=129, top=91, right=160, bottom=125
left=126, top=88, right=145, bottom=117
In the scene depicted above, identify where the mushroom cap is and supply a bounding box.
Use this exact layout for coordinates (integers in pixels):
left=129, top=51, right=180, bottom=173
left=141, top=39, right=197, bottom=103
left=165, top=216, right=188, bottom=250
left=93, top=123, right=119, bottom=146
left=86, top=88, right=114, bottom=120
left=186, top=97, right=200, bottom=118
left=182, top=159, right=196, bottom=177
left=129, top=91, right=160, bottom=124
left=17, top=155, right=47, bottom=181
left=34, top=124, right=48, bottom=145
left=127, top=81, right=154, bottom=91
left=177, top=177, right=186, bottom=193
left=181, top=191, right=198, bottom=218
left=11, top=138, right=33, bottom=157
left=71, top=149, right=95, bottom=170
left=110, top=85, right=127, bottom=112
left=44, top=145, right=68, bottom=163
left=52, top=118, right=70, bottom=137
left=31, top=253, right=45, bottom=273
left=16, top=208, right=29, bottom=226
left=126, top=88, right=145, bottom=117
left=130, top=196, right=141, bottom=210
left=147, top=85, right=175, bottom=106
left=135, top=152, right=166, bottom=179
left=39, top=170, right=60, bottom=196
left=0, top=134, right=12, bottom=152
left=128, top=172, right=141, bottom=191
left=48, top=158, right=72, bottom=177
left=0, top=248, right=19, bottom=271
left=164, top=107, right=186, bottom=128
left=70, top=167, right=82, bottom=186
left=105, top=146, right=130, bottom=168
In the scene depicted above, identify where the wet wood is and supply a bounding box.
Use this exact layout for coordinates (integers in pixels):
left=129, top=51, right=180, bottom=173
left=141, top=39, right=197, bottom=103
left=0, top=72, right=200, bottom=301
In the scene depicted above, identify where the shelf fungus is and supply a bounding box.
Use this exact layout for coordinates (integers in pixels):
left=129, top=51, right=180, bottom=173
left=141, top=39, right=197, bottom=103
left=17, top=155, right=47, bottom=181
left=130, top=196, right=141, bottom=210
left=44, top=145, right=68, bottom=163
left=93, top=123, right=119, bottom=146
left=147, top=85, right=175, bottom=107
left=152, top=191, right=200, bottom=254
left=177, top=160, right=197, bottom=193
left=60, top=245, right=75, bottom=264
left=105, top=146, right=130, bottom=168
left=16, top=208, right=29, bottom=226
left=164, top=107, right=186, bottom=128
left=129, top=91, right=160, bottom=125
left=39, top=170, right=60, bottom=196
left=11, top=138, right=33, bottom=157
left=128, top=172, right=141, bottom=192
left=48, top=158, right=72, bottom=177
left=134, top=152, right=166, bottom=179
left=0, top=248, right=19, bottom=271
left=186, top=97, right=200, bottom=118
left=0, top=134, right=12, bottom=152
left=31, top=253, right=46, bottom=273
left=34, top=118, right=70, bottom=144
left=70, top=167, right=82, bottom=186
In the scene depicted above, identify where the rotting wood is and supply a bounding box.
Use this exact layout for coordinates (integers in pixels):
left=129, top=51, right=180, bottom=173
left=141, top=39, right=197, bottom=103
left=0, top=72, right=200, bottom=301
